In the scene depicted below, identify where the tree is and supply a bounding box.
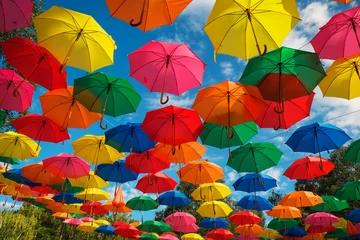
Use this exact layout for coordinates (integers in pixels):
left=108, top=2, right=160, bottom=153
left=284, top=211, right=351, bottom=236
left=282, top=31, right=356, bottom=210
left=295, top=147, right=360, bottom=218
left=0, top=0, right=44, bottom=132
left=267, top=190, right=284, bottom=206
left=155, top=180, right=265, bottom=237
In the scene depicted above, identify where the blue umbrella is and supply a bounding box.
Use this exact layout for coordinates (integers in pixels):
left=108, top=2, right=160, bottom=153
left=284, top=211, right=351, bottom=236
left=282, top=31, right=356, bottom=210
left=52, top=192, right=83, bottom=204
left=2, top=169, right=41, bottom=187
left=232, top=173, right=277, bottom=192
left=199, top=218, right=228, bottom=229
left=96, top=160, right=138, bottom=183
left=279, top=226, right=306, bottom=237
left=347, top=208, right=360, bottom=223
left=95, top=225, right=115, bottom=235
left=157, top=191, right=190, bottom=207
left=105, top=122, right=155, bottom=153
left=237, top=195, right=273, bottom=211
left=285, top=122, right=351, bottom=154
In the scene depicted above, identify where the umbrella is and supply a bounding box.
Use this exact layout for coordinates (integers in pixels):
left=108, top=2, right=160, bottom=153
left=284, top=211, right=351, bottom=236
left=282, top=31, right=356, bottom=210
left=125, top=148, right=169, bottom=174
left=256, top=93, right=315, bottom=130
left=136, top=173, right=177, bottom=194
left=12, top=114, right=70, bottom=151
left=105, top=122, right=155, bottom=154
left=266, top=205, right=302, bottom=219
left=279, top=226, right=306, bottom=237
left=160, top=233, right=179, bottom=240
left=347, top=208, right=360, bottom=223
left=0, top=156, right=19, bottom=165
left=137, top=220, right=172, bottom=233
left=165, top=212, right=196, bottom=232
left=129, top=41, right=205, bottom=104
left=141, top=105, right=204, bottom=154
left=52, top=193, right=83, bottom=204
left=233, top=173, right=277, bottom=192
left=62, top=204, right=85, bottom=214
left=73, top=72, right=141, bottom=130
left=96, top=160, right=138, bottom=184
left=258, top=229, right=282, bottom=239
left=34, top=6, right=115, bottom=72
left=105, top=1, right=192, bottom=31
left=69, top=171, right=109, bottom=189
left=310, top=6, right=360, bottom=60
left=229, top=211, right=261, bottom=225
left=80, top=202, right=109, bottom=215
left=72, top=135, right=124, bottom=166
left=114, top=223, right=141, bottom=238
left=140, top=233, right=159, bottom=240
left=177, top=160, right=224, bottom=184
left=283, top=156, right=335, bottom=180
left=191, top=183, right=231, bottom=201
left=310, top=195, right=349, bottom=212
left=325, top=228, right=348, bottom=238
left=203, top=0, right=300, bottom=60
left=304, top=212, right=339, bottom=226
left=21, top=162, right=64, bottom=186
left=197, top=201, right=233, bottom=218
left=335, top=180, right=360, bottom=200
left=235, top=224, right=264, bottom=236
left=81, top=217, right=94, bottom=223
left=126, top=196, right=158, bottom=222
left=77, top=222, right=99, bottom=233
left=52, top=212, right=72, bottom=219
left=50, top=179, right=84, bottom=194
left=280, top=191, right=323, bottom=207
left=157, top=191, right=190, bottom=207
left=95, top=225, right=115, bottom=235
left=206, top=229, right=233, bottom=240
left=200, top=218, right=228, bottom=230
left=0, top=0, right=33, bottom=32
left=75, top=188, right=111, bottom=202
left=181, top=234, right=203, bottom=240
left=267, top=218, right=299, bottom=230
left=2, top=169, right=41, bottom=187
left=64, top=218, right=83, bottom=226
left=237, top=195, right=274, bottom=211
left=0, top=69, right=34, bottom=112
left=344, top=138, right=360, bottom=163
left=306, top=225, right=335, bottom=234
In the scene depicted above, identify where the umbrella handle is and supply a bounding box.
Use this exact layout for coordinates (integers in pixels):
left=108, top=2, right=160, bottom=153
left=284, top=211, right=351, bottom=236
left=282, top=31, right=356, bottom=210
left=171, top=145, right=176, bottom=155
left=160, top=92, right=169, bottom=104
left=30, top=150, right=37, bottom=157
left=273, top=111, right=281, bottom=131
left=200, top=187, right=206, bottom=201
left=99, top=115, right=108, bottom=130
left=130, top=0, right=146, bottom=27
left=11, top=200, right=16, bottom=208
left=257, top=175, right=265, bottom=186
left=2, top=199, right=7, bottom=206
left=12, top=80, right=23, bottom=97
left=148, top=175, right=154, bottom=186
left=274, top=101, right=285, bottom=114
left=227, top=128, right=235, bottom=139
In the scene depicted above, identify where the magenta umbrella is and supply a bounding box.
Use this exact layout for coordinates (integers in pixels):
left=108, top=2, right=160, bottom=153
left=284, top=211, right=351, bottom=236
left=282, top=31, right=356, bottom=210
left=165, top=212, right=196, bottom=230
left=128, top=40, right=206, bottom=104
left=159, top=233, right=179, bottom=240
left=304, top=212, right=339, bottom=226
left=235, top=236, right=259, bottom=240
left=42, top=153, right=90, bottom=180
left=64, top=218, right=83, bottom=226
left=311, top=6, right=360, bottom=60
left=0, top=0, right=33, bottom=32
left=80, top=217, right=94, bottom=223
left=355, top=223, right=360, bottom=232
left=0, top=69, right=34, bottom=112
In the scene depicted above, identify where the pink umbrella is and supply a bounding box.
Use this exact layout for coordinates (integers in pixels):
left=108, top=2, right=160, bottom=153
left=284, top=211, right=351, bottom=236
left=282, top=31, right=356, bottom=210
left=165, top=212, right=196, bottom=229
left=80, top=217, right=94, bottom=222
left=159, top=233, right=179, bottom=240
left=235, top=236, right=258, bottom=240
left=172, top=223, right=199, bottom=233
left=64, top=218, right=83, bottom=226
left=0, top=0, right=33, bottom=32
left=0, top=69, right=34, bottom=112
left=304, top=212, right=339, bottom=226
left=128, top=40, right=206, bottom=104
left=355, top=223, right=360, bottom=232
left=42, top=153, right=90, bottom=179
left=310, top=6, right=360, bottom=60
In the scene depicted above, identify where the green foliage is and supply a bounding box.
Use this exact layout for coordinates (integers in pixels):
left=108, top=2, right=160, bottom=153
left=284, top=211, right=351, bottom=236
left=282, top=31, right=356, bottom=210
left=267, top=190, right=284, bottom=206
left=295, top=147, right=360, bottom=218
left=155, top=179, right=265, bottom=237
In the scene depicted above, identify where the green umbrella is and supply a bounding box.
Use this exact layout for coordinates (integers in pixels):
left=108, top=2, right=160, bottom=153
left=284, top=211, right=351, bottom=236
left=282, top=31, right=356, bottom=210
left=310, top=195, right=349, bottom=212
left=325, top=228, right=348, bottom=238
left=21, top=197, right=47, bottom=209
left=335, top=180, right=360, bottom=200
left=73, top=72, right=142, bottom=130
left=227, top=142, right=283, bottom=175
left=137, top=220, right=172, bottom=233
left=0, top=110, right=5, bottom=127
left=344, top=139, right=360, bottom=163
left=139, top=233, right=159, bottom=240
left=267, top=218, right=299, bottom=230
left=0, top=156, right=20, bottom=165
left=126, top=196, right=159, bottom=222
left=50, top=179, right=84, bottom=194
left=200, top=122, right=258, bottom=149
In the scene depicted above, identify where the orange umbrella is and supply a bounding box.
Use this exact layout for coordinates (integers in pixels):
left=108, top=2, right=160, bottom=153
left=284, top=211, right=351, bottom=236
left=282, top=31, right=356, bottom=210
left=266, top=205, right=302, bottom=219
left=22, top=162, right=64, bottom=185
left=35, top=195, right=55, bottom=206
left=102, top=185, right=132, bottom=214
left=177, top=160, right=223, bottom=184
left=52, top=212, right=72, bottom=219
left=104, top=0, right=192, bottom=32
left=235, top=224, right=264, bottom=236
left=280, top=191, right=323, bottom=208
left=46, top=201, right=64, bottom=212
left=301, top=233, right=325, bottom=240
left=347, top=220, right=358, bottom=236
left=39, top=86, right=101, bottom=131
left=153, top=141, right=206, bottom=164
left=334, top=0, right=352, bottom=4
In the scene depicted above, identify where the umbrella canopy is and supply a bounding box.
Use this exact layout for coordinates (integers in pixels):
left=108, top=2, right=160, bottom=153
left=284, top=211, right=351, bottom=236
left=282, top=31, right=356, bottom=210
left=165, top=212, right=196, bottom=232
left=280, top=191, right=323, bottom=207
left=258, top=229, right=282, bottom=239
left=50, top=179, right=84, bottom=194
left=310, top=195, right=350, bottom=212
left=139, top=233, right=159, bottom=240
left=344, top=138, right=360, bottom=163
left=0, top=0, right=33, bottom=32
left=191, top=183, right=231, bottom=201
left=126, top=148, right=169, bottom=174
left=136, top=173, right=177, bottom=194
left=95, top=225, right=115, bottom=235
left=126, top=196, right=159, bottom=211
left=105, top=1, right=192, bottom=31
left=21, top=162, right=64, bottom=185
left=34, top=6, right=115, bottom=72
left=232, top=173, right=277, bottom=192
left=157, top=191, right=190, bottom=207
left=52, top=212, right=72, bottom=219
left=268, top=218, right=299, bottom=230
left=237, top=195, right=274, bottom=211
left=80, top=201, right=109, bottom=215
left=52, top=192, right=83, bottom=204
left=137, top=220, right=172, bottom=233
left=181, top=233, right=203, bottom=240
left=335, top=180, right=360, bottom=200
left=75, top=188, right=111, bottom=201
left=235, top=224, right=264, bottom=236
left=96, top=160, right=138, bottom=184
left=347, top=208, right=360, bottom=223
left=325, top=228, right=348, bottom=238
left=229, top=211, right=261, bottom=225
left=73, top=72, right=141, bottom=130
left=203, top=0, right=300, bottom=60
left=304, top=212, right=340, bottom=226
left=279, top=226, right=306, bottom=237
left=266, top=205, right=302, bottom=218
left=160, top=233, right=179, bottom=240
left=306, top=225, right=335, bottom=234
left=3, top=169, right=41, bottom=187
left=197, top=201, right=233, bottom=218
left=63, top=218, right=83, bottom=226
left=199, top=218, right=228, bottom=229
left=114, top=223, right=141, bottom=238
left=129, top=41, right=205, bottom=103
left=77, top=222, right=99, bottom=233
left=206, top=229, right=233, bottom=240
left=69, top=171, right=109, bottom=189
left=177, top=160, right=224, bottom=184
left=310, top=6, right=360, bottom=59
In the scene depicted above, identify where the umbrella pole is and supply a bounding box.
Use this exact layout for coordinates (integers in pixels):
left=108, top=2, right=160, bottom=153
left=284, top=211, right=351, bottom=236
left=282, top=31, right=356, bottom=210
left=5, top=138, right=18, bottom=172
left=60, top=98, right=75, bottom=132
left=60, top=29, right=84, bottom=73
left=59, top=223, right=65, bottom=240
left=227, top=92, right=235, bottom=162
left=350, top=18, right=360, bottom=48
left=274, top=66, right=284, bottom=130
left=130, top=0, right=146, bottom=26
left=160, top=56, right=171, bottom=104
left=0, top=81, right=12, bottom=110
left=314, top=129, right=324, bottom=171
left=246, top=9, right=267, bottom=56
left=251, top=148, right=265, bottom=186
left=32, top=120, right=47, bottom=156
left=99, top=92, right=110, bottom=130
left=171, top=114, right=176, bottom=155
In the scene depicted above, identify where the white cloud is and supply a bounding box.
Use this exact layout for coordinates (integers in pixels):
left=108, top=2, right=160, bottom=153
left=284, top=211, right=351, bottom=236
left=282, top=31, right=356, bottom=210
left=143, top=92, right=194, bottom=110
left=228, top=171, right=237, bottom=182
left=219, top=62, right=234, bottom=78
left=181, top=0, right=215, bottom=20
left=263, top=167, right=283, bottom=181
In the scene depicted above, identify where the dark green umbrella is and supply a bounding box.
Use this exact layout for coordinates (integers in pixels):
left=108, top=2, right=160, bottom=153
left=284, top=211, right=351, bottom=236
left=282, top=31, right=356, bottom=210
left=310, top=195, right=349, bottom=212
left=0, top=156, right=20, bottom=165
left=74, top=72, right=142, bottom=130
left=325, top=228, right=348, bottom=238
left=267, top=218, right=299, bottom=230
left=0, top=110, right=5, bottom=127
left=344, top=139, right=360, bottom=163
left=137, top=220, right=172, bottom=233
left=139, top=233, right=159, bottom=240
left=50, top=179, right=84, bottom=193
left=200, top=122, right=258, bottom=149
left=126, top=196, right=158, bottom=222
left=335, top=180, right=360, bottom=200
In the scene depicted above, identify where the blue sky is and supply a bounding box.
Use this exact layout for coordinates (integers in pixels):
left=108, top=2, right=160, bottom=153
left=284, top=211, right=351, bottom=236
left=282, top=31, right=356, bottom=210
left=3, top=0, right=358, bottom=224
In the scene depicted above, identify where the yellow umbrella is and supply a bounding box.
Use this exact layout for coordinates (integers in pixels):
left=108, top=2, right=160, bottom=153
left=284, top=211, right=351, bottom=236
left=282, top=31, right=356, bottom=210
left=332, top=217, right=348, bottom=228
left=77, top=222, right=99, bottom=232
left=259, top=228, right=282, bottom=239
left=69, top=171, right=109, bottom=189
left=191, top=183, right=231, bottom=201
left=72, top=135, right=124, bottom=165
left=196, top=201, right=233, bottom=218
left=75, top=188, right=111, bottom=201
left=181, top=233, right=204, bottom=240
left=62, top=204, right=86, bottom=214
left=279, top=191, right=323, bottom=208
left=0, top=174, right=18, bottom=186
left=34, top=6, right=116, bottom=73
left=319, top=53, right=360, bottom=99
left=94, top=219, right=110, bottom=226
left=0, top=132, right=40, bottom=171
left=204, top=0, right=300, bottom=60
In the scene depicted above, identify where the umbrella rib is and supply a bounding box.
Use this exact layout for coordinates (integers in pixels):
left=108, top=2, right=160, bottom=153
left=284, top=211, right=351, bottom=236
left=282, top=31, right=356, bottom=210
left=82, top=32, right=114, bottom=68
left=322, top=65, right=355, bottom=97
left=171, top=58, right=202, bottom=86
left=249, top=14, right=279, bottom=48
left=130, top=57, right=165, bottom=78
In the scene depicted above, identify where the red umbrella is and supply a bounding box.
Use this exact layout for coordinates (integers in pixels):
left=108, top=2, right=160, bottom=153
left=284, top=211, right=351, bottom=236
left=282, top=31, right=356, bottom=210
left=12, top=114, right=70, bottom=151
left=114, top=223, right=141, bottom=238
left=229, top=211, right=262, bottom=225
left=0, top=69, right=34, bottom=112
left=0, top=37, right=67, bottom=94
left=307, top=225, right=335, bottom=234
left=31, top=185, right=59, bottom=195
left=283, top=156, right=335, bottom=180
left=141, top=105, right=204, bottom=154
left=113, top=221, right=128, bottom=228
left=0, top=0, right=33, bottom=32
left=80, top=201, right=109, bottom=215
left=136, top=173, right=177, bottom=194
left=256, top=92, right=315, bottom=130
left=125, top=148, right=170, bottom=174
left=206, top=229, right=234, bottom=240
